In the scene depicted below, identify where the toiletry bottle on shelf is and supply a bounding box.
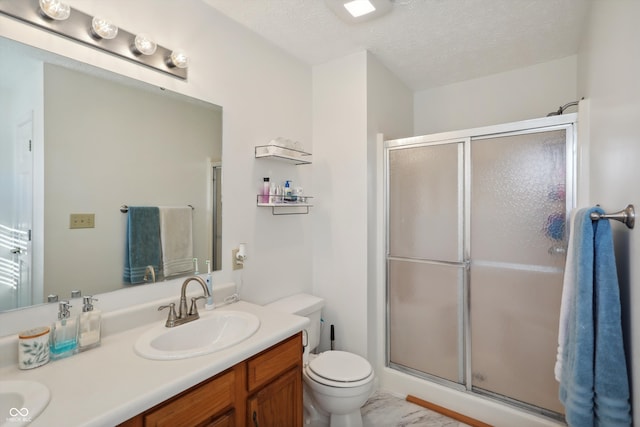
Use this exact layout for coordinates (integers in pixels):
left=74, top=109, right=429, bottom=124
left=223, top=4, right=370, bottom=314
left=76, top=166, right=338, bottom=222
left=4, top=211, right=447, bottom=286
left=49, top=300, right=78, bottom=360
left=78, top=296, right=101, bottom=351
left=284, top=180, right=293, bottom=202
left=205, top=260, right=214, bottom=310
left=261, top=177, right=270, bottom=203
left=269, top=183, right=277, bottom=204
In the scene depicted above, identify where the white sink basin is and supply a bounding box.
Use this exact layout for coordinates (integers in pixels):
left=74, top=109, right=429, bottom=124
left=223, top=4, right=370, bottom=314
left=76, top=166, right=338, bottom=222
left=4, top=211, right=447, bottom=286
left=134, top=310, right=260, bottom=360
left=0, top=380, right=50, bottom=427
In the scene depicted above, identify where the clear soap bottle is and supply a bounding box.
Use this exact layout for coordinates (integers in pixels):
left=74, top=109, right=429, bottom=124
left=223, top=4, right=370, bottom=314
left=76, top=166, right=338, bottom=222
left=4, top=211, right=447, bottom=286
left=49, top=300, right=78, bottom=360
left=78, top=296, right=101, bottom=351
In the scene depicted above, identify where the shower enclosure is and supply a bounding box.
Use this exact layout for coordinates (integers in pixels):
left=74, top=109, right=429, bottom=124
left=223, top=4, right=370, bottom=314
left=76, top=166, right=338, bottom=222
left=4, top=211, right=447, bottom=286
left=385, top=115, right=576, bottom=418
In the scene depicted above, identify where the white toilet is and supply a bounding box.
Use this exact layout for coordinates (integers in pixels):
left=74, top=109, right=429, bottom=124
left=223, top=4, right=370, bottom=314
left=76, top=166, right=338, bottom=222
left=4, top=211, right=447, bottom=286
left=266, top=293, right=375, bottom=427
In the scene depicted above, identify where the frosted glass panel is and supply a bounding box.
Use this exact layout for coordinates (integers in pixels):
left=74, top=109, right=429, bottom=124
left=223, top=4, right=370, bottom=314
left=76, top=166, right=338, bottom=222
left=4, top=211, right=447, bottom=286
left=389, top=259, right=461, bottom=383
left=471, top=130, right=567, bottom=268
left=388, top=144, right=461, bottom=262
left=470, top=265, right=564, bottom=414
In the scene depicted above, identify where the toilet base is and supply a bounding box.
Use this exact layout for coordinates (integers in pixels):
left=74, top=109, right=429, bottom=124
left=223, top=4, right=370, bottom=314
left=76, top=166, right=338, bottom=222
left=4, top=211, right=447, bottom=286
left=304, top=387, right=329, bottom=426
left=330, top=410, right=364, bottom=427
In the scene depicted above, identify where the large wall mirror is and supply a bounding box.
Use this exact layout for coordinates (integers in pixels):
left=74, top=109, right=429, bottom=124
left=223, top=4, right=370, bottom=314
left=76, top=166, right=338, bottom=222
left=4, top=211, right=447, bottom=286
left=0, top=36, right=223, bottom=312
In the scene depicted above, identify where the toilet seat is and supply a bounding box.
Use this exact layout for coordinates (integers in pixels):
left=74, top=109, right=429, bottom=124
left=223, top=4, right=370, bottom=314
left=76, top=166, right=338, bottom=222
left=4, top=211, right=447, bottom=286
left=306, top=351, right=373, bottom=388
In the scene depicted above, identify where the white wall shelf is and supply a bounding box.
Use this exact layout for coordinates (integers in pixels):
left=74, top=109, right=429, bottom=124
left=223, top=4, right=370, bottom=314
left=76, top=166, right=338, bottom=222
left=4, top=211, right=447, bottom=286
left=256, top=197, right=313, bottom=215
left=255, top=144, right=312, bottom=165
left=255, top=143, right=314, bottom=215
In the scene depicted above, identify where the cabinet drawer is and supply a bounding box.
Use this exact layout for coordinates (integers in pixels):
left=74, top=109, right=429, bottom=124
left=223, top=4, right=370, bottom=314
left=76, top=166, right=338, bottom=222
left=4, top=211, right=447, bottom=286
left=144, top=369, right=236, bottom=427
left=247, top=333, right=301, bottom=393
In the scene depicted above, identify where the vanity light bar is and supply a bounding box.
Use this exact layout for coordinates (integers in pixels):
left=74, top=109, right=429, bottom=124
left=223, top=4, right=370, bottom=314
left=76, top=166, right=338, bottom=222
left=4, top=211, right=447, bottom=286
left=0, top=0, right=188, bottom=80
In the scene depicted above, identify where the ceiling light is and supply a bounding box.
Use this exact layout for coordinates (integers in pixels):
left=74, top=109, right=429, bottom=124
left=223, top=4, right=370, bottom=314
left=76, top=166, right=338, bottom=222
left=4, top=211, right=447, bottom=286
left=38, top=0, right=70, bottom=20
left=91, top=17, right=118, bottom=40
left=168, top=50, right=189, bottom=69
left=133, top=34, right=157, bottom=56
left=344, top=0, right=376, bottom=18
left=324, top=0, right=392, bottom=24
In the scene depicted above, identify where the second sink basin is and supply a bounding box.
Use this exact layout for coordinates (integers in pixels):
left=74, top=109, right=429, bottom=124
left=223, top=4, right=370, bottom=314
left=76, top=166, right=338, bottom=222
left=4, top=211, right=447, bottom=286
left=134, top=309, right=260, bottom=360
left=0, top=380, right=50, bottom=427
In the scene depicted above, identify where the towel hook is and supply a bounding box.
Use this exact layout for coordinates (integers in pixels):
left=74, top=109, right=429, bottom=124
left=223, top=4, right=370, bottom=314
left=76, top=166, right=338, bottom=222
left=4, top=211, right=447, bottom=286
left=589, top=204, right=635, bottom=229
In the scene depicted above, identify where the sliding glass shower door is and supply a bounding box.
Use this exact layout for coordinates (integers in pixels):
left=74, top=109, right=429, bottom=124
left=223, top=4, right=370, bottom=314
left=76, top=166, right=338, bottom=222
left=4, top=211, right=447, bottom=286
left=386, top=121, right=574, bottom=417
left=387, top=141, right=466, bottom=384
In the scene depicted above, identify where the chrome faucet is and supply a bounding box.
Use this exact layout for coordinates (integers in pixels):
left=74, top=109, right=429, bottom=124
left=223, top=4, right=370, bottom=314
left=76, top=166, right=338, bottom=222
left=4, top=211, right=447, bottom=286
left=158, top=276, right=211, bottom=328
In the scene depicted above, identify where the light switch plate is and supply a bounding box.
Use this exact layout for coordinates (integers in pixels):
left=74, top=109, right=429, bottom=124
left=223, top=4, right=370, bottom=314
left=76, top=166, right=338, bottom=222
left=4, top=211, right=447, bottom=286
left=70, top=213, right=95, bottom=229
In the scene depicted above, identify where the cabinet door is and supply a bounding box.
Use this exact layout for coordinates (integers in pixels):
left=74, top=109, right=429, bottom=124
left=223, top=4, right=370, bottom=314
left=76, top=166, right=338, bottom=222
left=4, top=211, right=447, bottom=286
left=143, top=369, right=236, bottom=427
left=247, top=368, right=302, bottom=427
left=206, top=411, right=235, bottom=427
left=247, top=333, right=301, bottom=393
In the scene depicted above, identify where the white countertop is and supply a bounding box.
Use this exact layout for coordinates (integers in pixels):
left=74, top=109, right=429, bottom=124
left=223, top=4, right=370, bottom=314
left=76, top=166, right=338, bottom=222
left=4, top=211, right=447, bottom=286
left=0, top=301, right=308, bottom=427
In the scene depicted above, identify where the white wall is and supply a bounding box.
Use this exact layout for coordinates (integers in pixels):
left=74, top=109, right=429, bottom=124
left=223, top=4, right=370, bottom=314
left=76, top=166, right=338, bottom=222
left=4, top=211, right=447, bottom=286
left=312, top=52, right=369, bottom=354
left=365, top=53, right=413, bottom=367
left=312, top=51, right=412, bottom=358
left=577, top=1, right=640, bottom=423
left=0, top=0, right=313, bottom=310
left=414, top=56, right=578, bottom=135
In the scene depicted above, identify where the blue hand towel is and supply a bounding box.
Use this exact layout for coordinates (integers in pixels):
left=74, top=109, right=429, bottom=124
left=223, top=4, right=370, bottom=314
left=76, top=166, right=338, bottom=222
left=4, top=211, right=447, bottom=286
left=123, top=206, right=161, bottom=284
left=559, top=207, right=631, bottom=426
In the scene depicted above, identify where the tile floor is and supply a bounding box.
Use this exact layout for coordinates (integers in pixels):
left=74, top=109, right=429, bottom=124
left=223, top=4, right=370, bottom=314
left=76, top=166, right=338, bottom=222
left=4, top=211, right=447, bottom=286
left=362, top=391, right=472, bottom=427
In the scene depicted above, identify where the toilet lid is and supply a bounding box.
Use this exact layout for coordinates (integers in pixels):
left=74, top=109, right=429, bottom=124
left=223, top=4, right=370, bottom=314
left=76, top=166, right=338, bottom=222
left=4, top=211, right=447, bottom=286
left=308, top=351, right=372, bottom=383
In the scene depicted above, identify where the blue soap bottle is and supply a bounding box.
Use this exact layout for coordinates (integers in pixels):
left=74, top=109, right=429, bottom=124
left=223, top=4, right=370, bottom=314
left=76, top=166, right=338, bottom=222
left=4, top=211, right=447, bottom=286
left=49, top=300, right=78, bottom=360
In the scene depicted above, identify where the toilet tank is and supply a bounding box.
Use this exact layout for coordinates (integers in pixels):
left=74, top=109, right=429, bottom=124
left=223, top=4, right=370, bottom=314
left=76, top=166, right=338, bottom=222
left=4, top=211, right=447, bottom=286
left=266, top=293, right=324, bottom=352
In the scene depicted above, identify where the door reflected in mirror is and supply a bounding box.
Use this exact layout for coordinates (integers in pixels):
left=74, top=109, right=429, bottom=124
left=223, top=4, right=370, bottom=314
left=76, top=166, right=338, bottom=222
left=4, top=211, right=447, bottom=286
left=0, top=37, right=223, bottom=312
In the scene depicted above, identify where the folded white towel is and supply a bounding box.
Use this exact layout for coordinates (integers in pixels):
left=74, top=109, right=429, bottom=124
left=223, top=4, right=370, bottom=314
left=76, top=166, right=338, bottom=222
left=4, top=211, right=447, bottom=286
left=159, top=206, right=194, bottom=278
left=554, top=209, right=578, bottom=382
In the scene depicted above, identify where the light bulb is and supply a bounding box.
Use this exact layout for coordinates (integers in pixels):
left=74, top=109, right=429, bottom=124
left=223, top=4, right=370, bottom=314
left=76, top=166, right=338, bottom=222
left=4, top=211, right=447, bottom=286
left=133, top=34, right=157, bottom=56
left=343, top=0, right=376, bottom=18
left=169, top=50, right=189, bottom=69
left=91, top=17, right=118, bottom=40
left=39, top=0, right=71, bottom=20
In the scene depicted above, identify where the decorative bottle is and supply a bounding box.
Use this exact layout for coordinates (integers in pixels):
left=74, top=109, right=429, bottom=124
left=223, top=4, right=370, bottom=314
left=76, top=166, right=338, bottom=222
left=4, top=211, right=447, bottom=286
left=49, top=300, right=78, bottom=360
left=261, top=177, right=270, bottom=203
left=78, top=296, right=101, bottom=351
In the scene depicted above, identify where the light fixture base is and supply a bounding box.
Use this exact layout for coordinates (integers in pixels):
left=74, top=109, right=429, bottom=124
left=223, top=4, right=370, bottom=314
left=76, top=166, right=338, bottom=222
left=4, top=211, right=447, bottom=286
left=0, top=0, right=187, bottom=79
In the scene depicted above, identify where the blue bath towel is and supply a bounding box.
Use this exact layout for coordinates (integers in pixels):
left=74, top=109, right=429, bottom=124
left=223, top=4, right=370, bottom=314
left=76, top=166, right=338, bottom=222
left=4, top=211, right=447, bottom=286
left=559, top=207, right=631, bottom=426
left=123, top=206, right=161, bottom=284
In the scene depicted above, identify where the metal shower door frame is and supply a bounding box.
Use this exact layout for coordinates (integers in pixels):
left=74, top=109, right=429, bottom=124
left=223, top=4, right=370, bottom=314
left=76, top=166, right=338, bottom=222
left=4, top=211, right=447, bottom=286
left=384, top=114, right=577, bottom=405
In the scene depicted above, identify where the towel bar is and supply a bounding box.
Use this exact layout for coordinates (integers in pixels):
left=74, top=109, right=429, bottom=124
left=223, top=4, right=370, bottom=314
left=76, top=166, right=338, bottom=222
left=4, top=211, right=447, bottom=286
left=590, top=204, right=635, bottom=229
left=120, top=205, right=194, bottom=213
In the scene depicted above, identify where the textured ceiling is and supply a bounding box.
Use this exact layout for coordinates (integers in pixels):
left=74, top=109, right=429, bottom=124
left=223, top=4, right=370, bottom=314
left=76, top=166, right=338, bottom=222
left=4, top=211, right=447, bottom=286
left=202, top=0, right=592, bottom=91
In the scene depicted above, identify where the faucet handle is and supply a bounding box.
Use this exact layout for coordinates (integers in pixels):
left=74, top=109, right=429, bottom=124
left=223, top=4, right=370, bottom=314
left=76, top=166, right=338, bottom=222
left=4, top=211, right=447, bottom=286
left=158, top=303, right=178, bottom=327
left=189, top=296, right=207, bottom=317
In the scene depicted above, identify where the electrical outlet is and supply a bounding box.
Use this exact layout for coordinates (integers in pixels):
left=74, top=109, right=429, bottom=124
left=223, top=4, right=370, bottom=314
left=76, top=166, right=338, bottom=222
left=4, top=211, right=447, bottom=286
left=232, top=248, right=243, bottom=270
left=69, top=213, right=95, bottom=229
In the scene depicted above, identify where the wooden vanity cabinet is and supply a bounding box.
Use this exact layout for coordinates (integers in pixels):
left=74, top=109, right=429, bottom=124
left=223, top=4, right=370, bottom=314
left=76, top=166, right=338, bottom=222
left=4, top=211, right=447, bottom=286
left=118, top=333, right=302, bottom=427
left=246, top=331, right=303, bottom=426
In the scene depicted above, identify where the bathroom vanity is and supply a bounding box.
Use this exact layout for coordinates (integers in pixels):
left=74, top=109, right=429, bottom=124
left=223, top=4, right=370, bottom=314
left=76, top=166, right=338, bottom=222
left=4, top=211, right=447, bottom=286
left=0, top=299, right=308, bottom=427
left=118, top=333, right=303, bottom=427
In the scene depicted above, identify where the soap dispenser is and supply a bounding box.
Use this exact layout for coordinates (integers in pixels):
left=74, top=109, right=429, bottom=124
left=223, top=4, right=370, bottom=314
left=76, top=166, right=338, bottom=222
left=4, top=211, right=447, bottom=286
left=78, top=296, right=101, bottom=351
left=49, top=300, right=78, bottom=360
